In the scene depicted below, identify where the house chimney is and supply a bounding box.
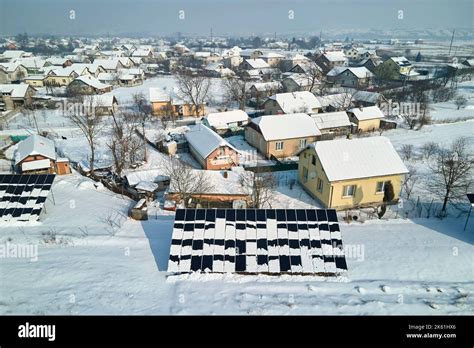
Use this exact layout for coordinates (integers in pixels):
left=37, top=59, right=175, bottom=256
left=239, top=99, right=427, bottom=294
left=223, top=171, right=228, bottom=178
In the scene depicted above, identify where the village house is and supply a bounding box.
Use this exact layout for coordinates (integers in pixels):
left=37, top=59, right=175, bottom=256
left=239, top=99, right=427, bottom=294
left=45, top=57, right=74, bottom=68
left=316, top=51, right=348, bottom=72
left=204, top=62, right=235, bottom=78
left=202, top=110, right=249, bottom=134
left=326, top=67, right=373, bottom=88
left=263, top=91, right=322, bottom=115
left=67, top=75, right=113, bottom=94
left=84, top=94, right=118, bottom=116
left=260, top=52, right=285, bottom=67
left=0, top=83, right=36, bottom=111
left=149, top=88, right=205, bottom=117
left=248, top=81, right=282, bottom=102
left=281, top=73, right=318, bottom=93
left=0, top=62, right=28, bottom=83
left=359, top=57, right=383, bottom=74
left=185, top=124, right=239, bottom=170
left=245, top=113, right=321, bottom=159
left=166, top=167, right=252, bottom=208
left=379, top=56, right=417, bottom=80
left=44, top=67, right=81, bottom=87
left=24, top=75, right=46, bottom=87
left=297, top=136, right=408, bottom=210
left=91, top=58, right=126, bottom=73
left=347, top=105, right=385, bottom=132
left=0, top=50, right=33, bottom=61
left=310, top=111, right=352, bottom=136
left=14, top=134, right=71, bottom=175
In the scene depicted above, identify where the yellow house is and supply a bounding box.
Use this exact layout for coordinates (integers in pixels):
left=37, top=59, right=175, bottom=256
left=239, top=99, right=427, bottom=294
left=347, top=105, right=384, bottom=132
left=245, top=113, right=321, bottom=159
left=298, top=136, right=408, bottom=210
left=149, top=87, right=205, bottom=117
left=24, top=75, right=46, bottom=87
left=380, top=56, right=415, bottom=80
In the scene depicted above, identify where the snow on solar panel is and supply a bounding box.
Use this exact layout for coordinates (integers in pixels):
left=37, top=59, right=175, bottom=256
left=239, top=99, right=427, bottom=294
left=0, top=174, right=55, bottom=222
left=168, top=209, right=348, bottom=276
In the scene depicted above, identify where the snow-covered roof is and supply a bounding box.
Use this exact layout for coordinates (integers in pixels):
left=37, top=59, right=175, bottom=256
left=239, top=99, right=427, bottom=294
left=323, top=51, right=347, bottom=62
left=0, top=83, right=32, bottom=99
left=135, top=181, right=159, bottom=192
left=74, top=75, right=111, bottom=90
left=252, top=113, right=321, bottom=141
left=149, top=87, right=171, bottom=102
left=185, top=124, right=238, bottom=159
left=311, top=136, right=409, bottom=182
left=269, top=91, right=322, bottom=114
left=244, top=58, right=270, bottom=69
left=283, top=73, right=316, bottom=87
left=311, top=111, right=351, bottom=130
left=205, top=110, right=249, bottom=129
left=15, top=134, right=56, bottom=165
left=1, top=50, right=31, bottom=59
left=250, top=81, right=282, bottom=92
left=390, top=56, right=412, bottom=67
left=327, top=66, right=373, bottom=79
left=92, top=58, right=121, bottom=70
left=85, top=94, right=117, bottom=107
left=348, top=106, right=385, bottom=121
left=352, top=90, right=383, bottom=104
left=125, top=169, right=169, bottom=187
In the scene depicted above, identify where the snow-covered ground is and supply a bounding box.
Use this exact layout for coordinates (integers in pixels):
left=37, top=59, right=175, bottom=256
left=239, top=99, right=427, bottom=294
left=0, top=174, right=472, bottom=315
left=430, top=80, right=474, bottom=122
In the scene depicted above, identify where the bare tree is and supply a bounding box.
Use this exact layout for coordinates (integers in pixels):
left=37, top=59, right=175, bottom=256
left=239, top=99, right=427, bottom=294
left=429, top=137, right=472, bottom=215
left=165, top=158, right=214, bottom=207
left=402, top=113, right=419, bottom=130
left=400, top=144, right=415, bottom=161
left=108, top=110, right=142, bottom=176
left=175, top=73, right=211, bottom=115
left=421, top=142, right=439, bottom=160
left=239, top=169, right=276, bottom=208
left=402, top=166, right=418, bottom=200
left=454, top=95, right=467, bottom=110
left=223, top=77, right=249, bottom=110
left=303, top=63, right=322, bottom=93
left=66, top=94, right=105, bottom=176
left=132, top=92, right=152, bottom=162
left=333, top=89, right=356, bottom=110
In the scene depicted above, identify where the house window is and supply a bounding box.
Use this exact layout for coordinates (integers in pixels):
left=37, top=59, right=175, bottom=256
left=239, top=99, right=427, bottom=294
left=311, top=155, right=316, bottom=166
left=302, top=167, right=308, bottom=183
left=376, top=181, right=387, bottom=194
left=343, top=185, right=356, bottom=197
left=299, top=138, right=307, bottom=149
left=275, top=141, right=284, bottom=151
left=317, top=178, right=323, bottom=192
left=219, top=147, right=225, bottom=156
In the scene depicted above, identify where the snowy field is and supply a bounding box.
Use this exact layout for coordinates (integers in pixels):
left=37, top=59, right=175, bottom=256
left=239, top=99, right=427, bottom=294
left=430, top=80, right=474, bottom=122
left=0, top=174, right=472, bottom=315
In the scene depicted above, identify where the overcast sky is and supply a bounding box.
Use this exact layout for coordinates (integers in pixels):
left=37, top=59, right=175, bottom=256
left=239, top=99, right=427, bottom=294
left=0, top=0, right=472, bottom=37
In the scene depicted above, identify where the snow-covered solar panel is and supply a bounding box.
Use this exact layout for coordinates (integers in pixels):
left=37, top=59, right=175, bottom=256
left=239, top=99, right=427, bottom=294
left=0, top=174, right=55, bottom=222
left=168, top=209, right=348, bottom=276
left=168, top=209, right=347, bottom=275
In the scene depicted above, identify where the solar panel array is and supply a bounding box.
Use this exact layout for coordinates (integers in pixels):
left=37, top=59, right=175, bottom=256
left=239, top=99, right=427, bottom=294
left=0, top=174, right=55, bottom=222
left=168, top=209, right=347, bottom=275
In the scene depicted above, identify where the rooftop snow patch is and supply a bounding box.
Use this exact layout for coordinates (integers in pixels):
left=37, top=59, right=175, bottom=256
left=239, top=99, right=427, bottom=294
left=15, top=134, right=56, bottom=165
left=205, top=110, right=249, bottom=129
left=252, top=113, right=321, bottom=141
left=348, top=105, right=385, bottom=121
left=269, top=91, right=322, bottom=114
left=184, top=124, right=238, bottom=159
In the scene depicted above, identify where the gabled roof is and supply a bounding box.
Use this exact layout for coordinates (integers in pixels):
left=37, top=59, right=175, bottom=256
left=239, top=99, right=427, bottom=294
left=323, top=51, right=347, bottom=62
left=348, top=106, right=384, bottom=121
left=252, top=113, right=321, bottom=141
left=282, top=73, right=315, bottom=87
left=309, top=136, right=409, bottom=182
left=184, top=124, right=238, bottom=159
left=390, top=56, right=412, bottom=67
left=0, top=83, right=33, bottom=98
left=205, top=110, right=249, bottom=129
left=149, top=87, right=171, bottom=102
left=311, top=111, right=351, bottom=130
left=244, top=58, right=270, bottom=69
left=73, top=75, right=111, bottom=90
left=268, top=91, right=322, bottom=114
left=15, top=134, right=56, bottom=165
left=250, top=81, right=282, bottom=92
left=327, top=66, right=373, bottom=79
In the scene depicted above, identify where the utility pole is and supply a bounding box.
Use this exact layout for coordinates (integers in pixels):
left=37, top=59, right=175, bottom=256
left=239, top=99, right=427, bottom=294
left=448, top=29, right=455, bottom=56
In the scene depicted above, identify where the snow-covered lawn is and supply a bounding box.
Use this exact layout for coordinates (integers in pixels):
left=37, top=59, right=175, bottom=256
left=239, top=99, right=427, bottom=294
left=431, top=80, right=474, bottom=122
left=0, top=173, right=472, bottom=315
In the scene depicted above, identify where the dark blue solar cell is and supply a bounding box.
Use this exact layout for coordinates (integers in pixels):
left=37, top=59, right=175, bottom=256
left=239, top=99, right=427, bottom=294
left=204, top=239, right=214, bottom=246
left=21, top=208, right=32, bottom=215
left=185, top=209, right=196, bottom=221
left=332, top=239, right=343, bottom=249
left=6, top=186, right=16, bottom=194
left=296, top=209, right=307, bottom=221
left=169, top=255, right=180, bottom=262
left=202, top=256, right=213, bottom=270
left=289, top=240, right=300, bottom=249
left=9, top=196, right=20, bottom=203
left=45, top=175, right=55, bottom=184
left=0, top=175, right=4, bottom=183
left=236, top=223, right=246, bottom=231
left=175, top=209, right=185, bottom=221
left=277, top=223, right=286, bottom=229
left=290, top=255, right=302, bottom=267
left=171, top=239, right=182, bottom=245
left=225, top=240, right=235, bottom=249
left=184, top=224, right=194, bottom=231
left=276, top=209, right=286, bottom=221
left=321, top=239, right=332, bottom=245
left=191, top=256, right=202, bottom=271
left=256, top=223, right=266, bottom=229
left=214, top=239, right=224, bottom=246
left=182, top=239, right=193, bottom=247
left=279, top=256, right=291, bottom=272
left=327, top=209, right=338, bottom=222
left=256, top=209, right=266, bottom=221
left=204, top=223, right=215, bottom=230
left=224, top=255, right=235, bottom=262
left=236, top=240, right=246, bottom=254
left=192, top=240, right=204, bottom=250
left=236, top=209, right=245, bottom=221
left=246, top=209, right=256, bottom=221
left=310, top=240, right=321, bottom=249
left=26, top=175, right=38, bottom=185
left=287, top=224, right=297, bottom=232
left=194, top=223, right=204, bottom=229
left=257, top=239, right=267, bottom=249
left=323, top=255, right=335, bottom=263
left=278, top=239, right=288, bottom=246
left=300, top=239, right=310, bottom=247
left=174, top=223, right=184, bottom=229
left=267, top=240, right=278, bottom=247
left=180, top=254, right=191, bottom=260
left=330, top=224, right=340, bottom=232
left=12, top=208, right=22, bottom=217
left=319, top=223, right=329, bottom=231
left=19, top=176, right=29, bottom=184
left=235, top=255, right=246, bottom=272
left=9, top=175, right=20, bottom=184
left=0, top=185, right=8, bottom=191
left=286, top=210, right=296, bottom=221
left=257, top=255, right=267, bottom=265
left=306, top=210, right=317, bottom=221
left=36, top=197, right=47, bottom=204
left=34, top=175, right=46, bottom=185
left=213, top=254, right=224, bottom=261
left=335, top=256, right=348, bottom=270
left=216, top=209, right=226, bottom=219
left=266, top=209, right=275, bottom=219
left=317, top=209, right=327, bottom=221
left=2, top=175, right=13, bottom=184
left=195, top=209, right=205, bottom=220
left=226, top=209, right=235, bottom=221
left=205, top=209, right=215, bottom=221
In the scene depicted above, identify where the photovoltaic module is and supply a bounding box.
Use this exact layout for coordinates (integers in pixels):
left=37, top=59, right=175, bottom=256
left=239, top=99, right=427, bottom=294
left=168, top=208, right=348, bottom=275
